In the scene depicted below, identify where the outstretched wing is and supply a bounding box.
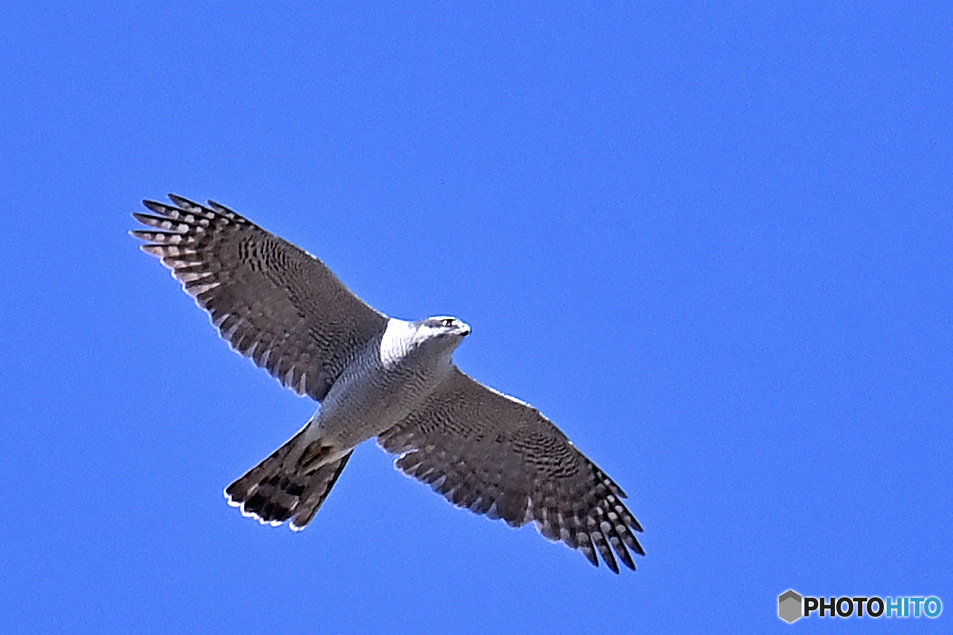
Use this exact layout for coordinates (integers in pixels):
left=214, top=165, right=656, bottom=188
left=378, top=367, right=644, bottom=572
left=132, top=195, right=388, bottom=401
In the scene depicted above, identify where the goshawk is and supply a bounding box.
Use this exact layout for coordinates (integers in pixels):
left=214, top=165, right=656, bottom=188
left=132, top=195, right=644, bottom=572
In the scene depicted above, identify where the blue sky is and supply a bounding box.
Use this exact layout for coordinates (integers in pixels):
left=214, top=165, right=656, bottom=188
left=2, top=2, right=951, bottom=632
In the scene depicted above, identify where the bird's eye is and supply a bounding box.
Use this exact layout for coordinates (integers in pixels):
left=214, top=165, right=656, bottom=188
left=443, top=318, right=454, bottom=327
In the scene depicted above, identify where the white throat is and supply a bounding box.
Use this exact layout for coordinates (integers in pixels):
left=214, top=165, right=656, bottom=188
left=379, top=319, right=414, bottom=369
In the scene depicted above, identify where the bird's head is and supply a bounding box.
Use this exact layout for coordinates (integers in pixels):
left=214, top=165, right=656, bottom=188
left=397, top=316, right=470, bottom=365
left=416, top=316, right=471, bottom=339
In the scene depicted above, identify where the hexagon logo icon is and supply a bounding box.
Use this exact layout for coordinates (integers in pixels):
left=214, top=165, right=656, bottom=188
left=778, top=589, right=803, bottom=623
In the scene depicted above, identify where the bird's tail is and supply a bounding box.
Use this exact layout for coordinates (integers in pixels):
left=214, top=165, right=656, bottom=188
left=225, top=427, right=353, bottom=530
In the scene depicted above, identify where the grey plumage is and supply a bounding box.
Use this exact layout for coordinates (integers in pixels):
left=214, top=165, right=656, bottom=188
left=132, top=195, right=644, bottom=572
left=134, top=195, right=387, bottom=401
left=379, top=368, right=644, bottom=571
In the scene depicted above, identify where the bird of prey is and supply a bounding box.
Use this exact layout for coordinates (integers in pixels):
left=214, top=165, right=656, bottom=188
left=132, top=195, right=644, bottom=572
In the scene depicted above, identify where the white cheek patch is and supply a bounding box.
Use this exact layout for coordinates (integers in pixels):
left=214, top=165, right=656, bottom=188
left=379, top=319, right=411, bottom=368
